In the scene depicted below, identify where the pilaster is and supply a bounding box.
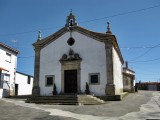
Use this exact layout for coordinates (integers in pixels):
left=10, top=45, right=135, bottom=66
left=32, top=47, right=41, bottom=96
left=105, top=41, right=115, bottom=95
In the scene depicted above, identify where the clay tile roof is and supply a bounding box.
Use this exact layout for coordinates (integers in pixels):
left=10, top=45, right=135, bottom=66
left=0, top=42, right=19, bottom=54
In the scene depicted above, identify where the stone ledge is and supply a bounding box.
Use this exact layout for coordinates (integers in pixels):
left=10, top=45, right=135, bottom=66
left=98, top=92, right=128, bottom=101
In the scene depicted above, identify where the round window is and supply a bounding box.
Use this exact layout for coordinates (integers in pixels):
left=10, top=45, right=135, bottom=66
left=67, top=37, right=75, bottom=46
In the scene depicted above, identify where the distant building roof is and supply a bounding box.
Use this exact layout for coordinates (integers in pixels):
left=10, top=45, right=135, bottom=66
left=123, top=68, right=135, bottom=73
left=0, top=42, right=19, bottom=54
left=138, top=82, right=160, bottom=85
left=123, top=61, right=135, bottom=73
left=16, top=71, right=33, bottom=77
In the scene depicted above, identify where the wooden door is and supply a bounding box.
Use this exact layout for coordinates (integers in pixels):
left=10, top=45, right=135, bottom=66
left=64, top=70, right=77, bottom=93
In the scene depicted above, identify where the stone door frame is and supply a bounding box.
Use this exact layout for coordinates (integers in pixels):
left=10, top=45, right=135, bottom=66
left=60, top=60, right=81, bottom=93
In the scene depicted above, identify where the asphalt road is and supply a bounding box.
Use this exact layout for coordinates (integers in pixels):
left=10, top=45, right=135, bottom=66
left=0, top=99, right=77, bottom=120
left=0, top=91, right=160, bottom=120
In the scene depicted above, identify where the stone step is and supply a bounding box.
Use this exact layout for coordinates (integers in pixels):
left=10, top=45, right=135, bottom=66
left=6, top=95, right=31, bottom=99
left=26, top=95, right=104, bottom=105
left=27, top=100, right=78, bottom=103
left=78, top=95, right=104, bottom=104
left=28, top=101, right=79, bottom=105
left=30, top=97, right=77, bottom=100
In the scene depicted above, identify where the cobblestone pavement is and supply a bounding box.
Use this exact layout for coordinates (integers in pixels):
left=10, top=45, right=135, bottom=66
left=0, top=91, right=160, bottom=120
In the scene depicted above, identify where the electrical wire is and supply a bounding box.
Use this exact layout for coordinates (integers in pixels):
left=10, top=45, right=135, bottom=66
left=129, top=57, right=160, bottom=63
left=79, top=4, right=160, bottom=23
left=136, top=72, right=160, bottom=75
left=0, top=3, right=160, bottom=37
left=17, top=43, right=160, bottom=59
left=129, top=43, right=160, bottom=61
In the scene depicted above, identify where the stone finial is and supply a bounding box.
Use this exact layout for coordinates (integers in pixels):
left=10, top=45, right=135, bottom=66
left=37, top=31, right=42, bottom=41
left=106, top=22, right=112, bottom=34
left=65, top=10, right=77, bottom=29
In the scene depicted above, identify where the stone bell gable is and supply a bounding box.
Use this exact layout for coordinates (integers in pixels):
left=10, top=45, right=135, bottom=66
left=32, top=12, right=124, bottom=96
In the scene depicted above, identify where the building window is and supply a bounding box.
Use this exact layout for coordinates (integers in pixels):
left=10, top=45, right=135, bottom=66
left=27, top=76, right=31, bottom=84
left=5, top=53, right=11, bottom=63
left=67, top=37, right=75, bottom=46
left=4, top=74, right=10, bottom=82
left=89, top=73, right=100, bottom=85
left=45, top=75, right=54, bottom=86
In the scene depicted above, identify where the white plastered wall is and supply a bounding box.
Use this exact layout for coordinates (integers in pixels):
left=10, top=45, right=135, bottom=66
left=15, top=72, right=33, bottom=95
left=39, top=31, right=107, bottom=96
left=0, top=46, right=17, bottom=96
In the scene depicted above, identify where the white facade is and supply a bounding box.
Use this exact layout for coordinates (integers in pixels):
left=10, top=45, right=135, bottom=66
left=39, top=32, right=107, bottom=96
left=0, top=43, right=18, bottom=98
left=15, top=72, right=33, bottom=95
left=33, top=13, right=124, bottom=97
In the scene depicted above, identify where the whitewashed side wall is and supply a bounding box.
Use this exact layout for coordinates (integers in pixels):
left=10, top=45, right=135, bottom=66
left=15, top=72, right=33, bottom=95
left=0, top=46, right=17, bottom=94
left=39, top=31, right=107, bottom=96
left=113, top=47, right=123, bottom=94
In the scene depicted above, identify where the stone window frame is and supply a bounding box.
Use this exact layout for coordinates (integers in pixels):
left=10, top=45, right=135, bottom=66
left=45, top=75, right=54, bottom=87
left=89, top=73, right=100, bottom=85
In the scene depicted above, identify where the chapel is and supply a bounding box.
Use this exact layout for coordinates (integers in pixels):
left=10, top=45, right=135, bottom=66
left=32, top=12, right=124, bottom=96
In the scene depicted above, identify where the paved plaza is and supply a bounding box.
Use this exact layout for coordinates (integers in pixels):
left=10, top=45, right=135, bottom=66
left=0, top=91, right=160, bottom=120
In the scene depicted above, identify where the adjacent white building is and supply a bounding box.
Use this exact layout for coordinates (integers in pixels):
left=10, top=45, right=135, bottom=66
left=15, top=71, right=33, bottom=95
left=32, top=12, right=124, bottom=96
left=0, top=42, right=19, bottom=97
left=0, top=42, right=33, bottom=97
left=123, top=62, right=135, bottom=92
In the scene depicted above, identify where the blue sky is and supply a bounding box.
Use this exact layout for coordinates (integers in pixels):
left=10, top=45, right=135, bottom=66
left=0, top=0, right=160, bottom=83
